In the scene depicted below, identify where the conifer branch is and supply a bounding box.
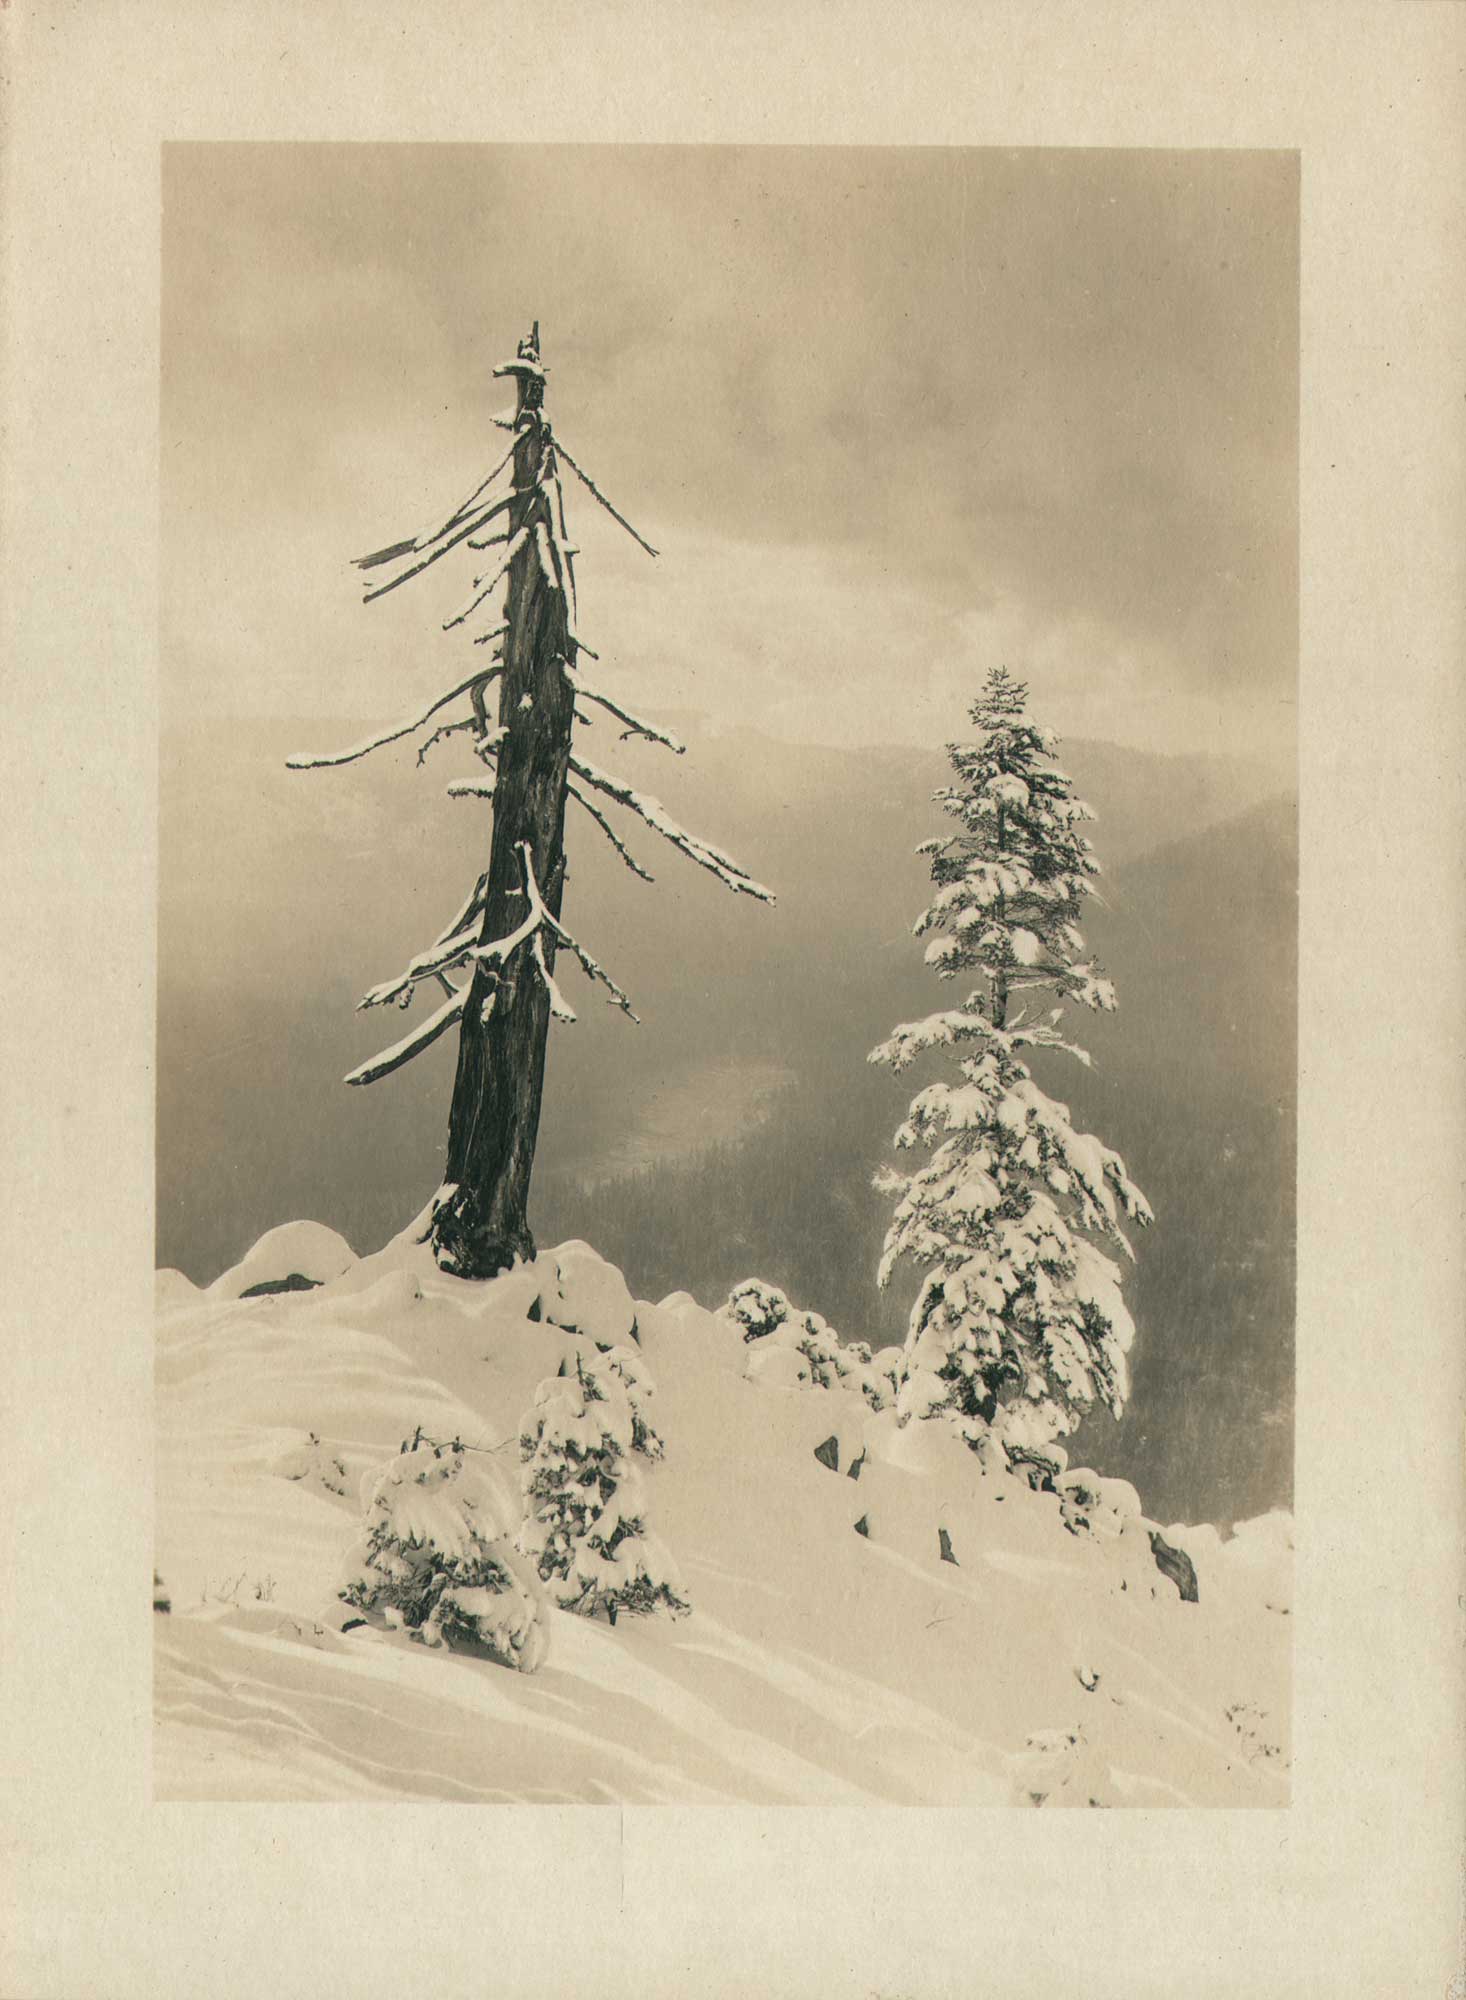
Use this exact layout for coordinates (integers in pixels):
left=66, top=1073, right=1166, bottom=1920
left=565, top=667, right=685, bottom=753
left=569, top=754, right=772, bottom=901
left=360, top=495, right=517, bottom=602
left=551, top=435, right=659, bottom=558
left=286, top=667, right=502, bottom=771
left=351, top=432, right=518, bottom=571
left=568, top=781, right=655, bottom=882
left=443, top=532, right=529, bottom=630
left=346, top=981, right=465, bottom=1087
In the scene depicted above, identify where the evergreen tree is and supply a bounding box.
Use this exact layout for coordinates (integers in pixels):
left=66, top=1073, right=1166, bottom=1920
left=340, top=1438, right=549, bottom=1670
left=519, top=1345, right=689, bottom=1624
left=870, top=667, right=1152, bottom=1468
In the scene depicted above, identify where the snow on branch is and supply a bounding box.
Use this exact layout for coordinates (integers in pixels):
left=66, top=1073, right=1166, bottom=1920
left=551, top=434, right=659, bottom=559
left=360, top=921, right=484, bottom=1012
left=471, top=843, right=561, bottom=972
left=443, top=532, right=528, bottom=631
left=360, top=495, right=517, bottom=603
left=492, top=356, right=546, bottom=382
left=447, top=778, right=497, bottom=800
left=570, top=754, right=773, bottom=902
left=285, top=666, right=502, bottom=771
left=568, top=781, right=655, bottom=882
left=471, top=842, right=639, bottom=1022
left=565, top=667, right=685, bottom=753
left=548, top=474, right=579, bottom=626
left=551, top=922, right=639, bottom=1021
left=352, top=431, right=518, bottom=571
left=346, top=981, right=465, bottom=1088
left=436, top=871, right=488, bottom=948
left=531, top=934, right=576, bottom=1022
left=534, top=520, right=561, bottom=592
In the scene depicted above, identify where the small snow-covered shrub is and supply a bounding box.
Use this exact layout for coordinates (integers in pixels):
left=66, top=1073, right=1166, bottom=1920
left=519, top=1346, right=689, bottom=1625
left=340, top=1442, right=549, bottom=1671
left=721, top=1279, right=791, bottom=1344
left=272, top=1431, right=350, bottom=1498
left=1059, top=1468, right=1140, bottom=1538
left=720, top=1280, right=895, bottom=1410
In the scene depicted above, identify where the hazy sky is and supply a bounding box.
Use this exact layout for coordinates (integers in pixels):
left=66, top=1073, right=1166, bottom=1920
left=163, top=144, right=1297, bottom=769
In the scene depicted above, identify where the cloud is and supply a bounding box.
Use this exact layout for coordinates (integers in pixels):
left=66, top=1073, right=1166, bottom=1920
left=162, top=144, right=1296, bottom=778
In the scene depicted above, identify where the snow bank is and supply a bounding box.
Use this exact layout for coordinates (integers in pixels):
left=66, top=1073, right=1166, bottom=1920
left=157, top=1222, right=1290, bottom=1806
left=534, top=1239, right=638, bottom=1344
left=207, top=1220, right=357, bottom=1299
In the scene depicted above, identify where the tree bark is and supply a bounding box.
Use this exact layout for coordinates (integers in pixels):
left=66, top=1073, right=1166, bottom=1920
left=431, top=325, right=576, bottom=1278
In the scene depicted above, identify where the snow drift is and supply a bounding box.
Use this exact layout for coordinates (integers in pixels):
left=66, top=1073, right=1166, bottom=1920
left=155, top=1218, right=1290, bottom=1805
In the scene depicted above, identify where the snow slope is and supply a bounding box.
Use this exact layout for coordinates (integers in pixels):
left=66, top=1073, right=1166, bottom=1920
left=155, top=1220, right=1291, bottom=1805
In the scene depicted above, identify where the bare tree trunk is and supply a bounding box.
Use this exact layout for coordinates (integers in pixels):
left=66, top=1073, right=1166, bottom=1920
left=431, top=325, right=575, bottom=1278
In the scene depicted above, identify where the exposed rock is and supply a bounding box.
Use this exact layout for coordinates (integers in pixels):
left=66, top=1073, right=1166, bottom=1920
left=241, top=1272, right=321, bottom=1298
left=937, top=1527, right=959, bottom=1566
left=813, top=1435, right=840, bottom=1472
left=208, top=1220, right=356, bottom=1300
left=1149, top=1530, right=1200, bottom=1603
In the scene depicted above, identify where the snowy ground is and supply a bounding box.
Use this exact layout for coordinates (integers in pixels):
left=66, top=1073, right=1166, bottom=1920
left=155, top=1216, right=1291, bottom=1806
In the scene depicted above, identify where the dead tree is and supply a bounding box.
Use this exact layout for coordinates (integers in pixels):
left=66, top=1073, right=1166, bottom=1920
left=289, top=325, right=771, bottom=1278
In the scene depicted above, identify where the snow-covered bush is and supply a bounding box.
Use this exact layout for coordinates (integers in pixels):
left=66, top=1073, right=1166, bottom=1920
left=721, top=1280, right=793, bottom=1344
left=519, top=1345, right=689, bottom=1624
left=340, top=1441, right=549, bottom=1670
left=871, top=666, right=1152, bottom=1462
left=720, top=1280, right=898, bottom=1410
left=1059, top=1468, right=1141, bottom=1540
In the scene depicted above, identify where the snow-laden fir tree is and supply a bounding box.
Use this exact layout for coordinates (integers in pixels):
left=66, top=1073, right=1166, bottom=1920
left=340, top=1437, right=550, bottom=1669
left=519, top=1344, right=689, bottom=1624
left=870, top=666, right=1152, bottom=1469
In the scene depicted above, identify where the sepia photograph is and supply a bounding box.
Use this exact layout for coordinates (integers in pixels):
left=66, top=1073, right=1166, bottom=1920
left=5, top=5, right=1464, bottom=1994
left=154, top=142, right=1297, bottom=1806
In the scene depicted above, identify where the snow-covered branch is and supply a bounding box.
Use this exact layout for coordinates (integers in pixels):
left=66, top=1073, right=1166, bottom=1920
left=531, top=934, right=576, bottom=1022
left=351, top=431, right=517, bottom=572
left=470, top=842, right=638, bottom=1022
left=360, top=922, right=484, bottom=1012
left=565, top=667, right=685, bottom=753
left=568, top=782, right=654, bottom=882
left=550, top=924, right=639, bottom=1021
left=569, top=754, right=772, bottom=902
left=437, top=872, right=488, bottom=948
left=360, top=495, right=517, bottom=603
left=443, top=533, right=528, bottom=631
left=471, top=843, right=559, bottom=971
left=548, top=473, right=578, bottom=626
left=345, top=981, right=465, bottom=1087
left=551, top=434, right=659, bottom=559
left=285, top=667, right=501, bottom=771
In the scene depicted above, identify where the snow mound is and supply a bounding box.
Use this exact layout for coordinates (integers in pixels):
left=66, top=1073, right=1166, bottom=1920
left=207, top=1220, right=357, bottom=1299
left=157, top=1221, right=1291, bottom=1805
left=535, top=1239, right=638, bottom=1344
left=156, top=1268, right=199, bottom=1310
